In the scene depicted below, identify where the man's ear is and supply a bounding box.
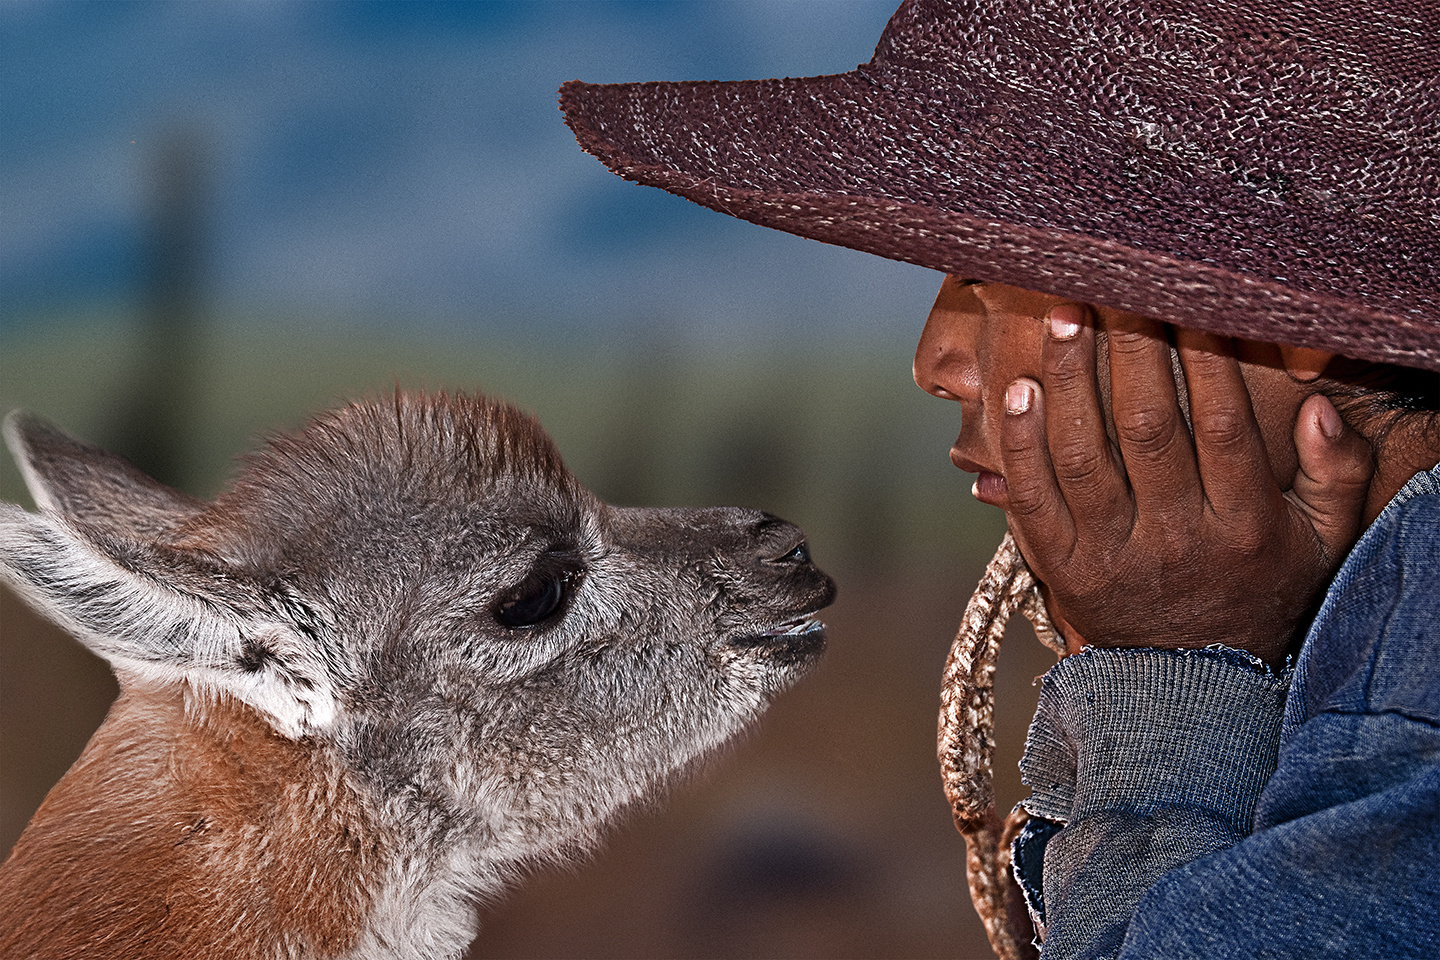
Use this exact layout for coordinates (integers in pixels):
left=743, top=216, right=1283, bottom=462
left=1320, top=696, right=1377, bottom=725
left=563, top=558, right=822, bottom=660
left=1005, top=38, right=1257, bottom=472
left=1279, top=345, right=1335, bottom=383
left=3, top=411, right=206, bottom=540
left=0, top=504, right=340, bottom=738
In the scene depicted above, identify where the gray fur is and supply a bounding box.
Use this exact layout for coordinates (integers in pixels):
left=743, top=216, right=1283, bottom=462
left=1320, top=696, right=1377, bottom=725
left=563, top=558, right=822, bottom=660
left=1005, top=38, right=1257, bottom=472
left=0, top=393, right=834, bottom=958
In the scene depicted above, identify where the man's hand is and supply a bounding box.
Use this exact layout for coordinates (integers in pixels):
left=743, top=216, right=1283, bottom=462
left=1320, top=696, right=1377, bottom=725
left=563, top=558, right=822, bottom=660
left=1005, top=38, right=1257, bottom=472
left=998, top=305, right=1374, bottom=666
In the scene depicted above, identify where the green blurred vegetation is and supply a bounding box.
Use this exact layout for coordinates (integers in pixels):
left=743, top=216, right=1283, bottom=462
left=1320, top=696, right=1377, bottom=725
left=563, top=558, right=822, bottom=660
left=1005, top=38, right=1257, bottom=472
left=0, top=308, right=1007, bottom=576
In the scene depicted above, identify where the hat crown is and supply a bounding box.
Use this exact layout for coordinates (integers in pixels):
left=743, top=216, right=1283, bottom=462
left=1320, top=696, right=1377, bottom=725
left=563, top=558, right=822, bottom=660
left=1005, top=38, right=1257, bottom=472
left=865, top=0, right=1438, bottom=220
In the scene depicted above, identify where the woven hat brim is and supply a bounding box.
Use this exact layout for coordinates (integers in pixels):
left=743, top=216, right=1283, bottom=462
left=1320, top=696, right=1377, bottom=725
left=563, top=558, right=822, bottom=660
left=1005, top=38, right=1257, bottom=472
left=562, top=74, right=1440, bottom=373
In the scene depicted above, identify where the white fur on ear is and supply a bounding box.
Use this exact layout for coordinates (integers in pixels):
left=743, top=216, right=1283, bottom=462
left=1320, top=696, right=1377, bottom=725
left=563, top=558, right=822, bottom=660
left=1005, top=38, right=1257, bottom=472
left=0, top=504, right=338, bottom=738
left=3, top=413, right=60, bottom=514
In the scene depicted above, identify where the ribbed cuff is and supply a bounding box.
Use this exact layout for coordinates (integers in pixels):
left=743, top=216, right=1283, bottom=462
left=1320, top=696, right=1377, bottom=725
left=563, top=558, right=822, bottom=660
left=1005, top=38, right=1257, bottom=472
left=1021, top=646, right=1289, bottom=836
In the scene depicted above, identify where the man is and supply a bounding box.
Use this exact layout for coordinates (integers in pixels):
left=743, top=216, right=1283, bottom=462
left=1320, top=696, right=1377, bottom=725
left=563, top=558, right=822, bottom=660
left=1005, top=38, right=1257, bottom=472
left=560, top=0, right=1440, bottom=955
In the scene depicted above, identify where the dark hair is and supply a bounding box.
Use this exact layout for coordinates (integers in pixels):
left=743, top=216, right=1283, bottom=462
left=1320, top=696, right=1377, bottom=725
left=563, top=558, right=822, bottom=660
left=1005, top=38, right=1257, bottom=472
left=1319, top=359, right=1440, bottom=449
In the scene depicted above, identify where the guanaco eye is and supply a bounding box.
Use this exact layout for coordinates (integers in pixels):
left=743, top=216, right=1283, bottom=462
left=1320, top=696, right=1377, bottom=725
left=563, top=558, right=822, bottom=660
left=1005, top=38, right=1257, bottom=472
left=496, top=575, right=568, bottom=628
left=495, top=552, right=580, bottom=629
left=775, top=542, right=811, bottom=563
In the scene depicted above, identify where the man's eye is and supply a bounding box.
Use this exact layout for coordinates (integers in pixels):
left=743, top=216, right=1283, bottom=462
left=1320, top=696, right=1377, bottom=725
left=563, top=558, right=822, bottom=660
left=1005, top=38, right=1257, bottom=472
left=495, top=571, right=572, bottom=628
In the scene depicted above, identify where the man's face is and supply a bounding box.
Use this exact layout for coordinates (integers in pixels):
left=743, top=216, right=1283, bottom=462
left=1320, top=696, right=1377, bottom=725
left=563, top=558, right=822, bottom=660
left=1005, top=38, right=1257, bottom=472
left=913, top=276, right=1308, bottom=513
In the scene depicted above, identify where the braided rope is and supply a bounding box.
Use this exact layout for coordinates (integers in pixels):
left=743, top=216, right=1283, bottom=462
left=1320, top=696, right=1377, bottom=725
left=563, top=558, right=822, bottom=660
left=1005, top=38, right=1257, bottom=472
left=938, top=532, right=1063, bottom=960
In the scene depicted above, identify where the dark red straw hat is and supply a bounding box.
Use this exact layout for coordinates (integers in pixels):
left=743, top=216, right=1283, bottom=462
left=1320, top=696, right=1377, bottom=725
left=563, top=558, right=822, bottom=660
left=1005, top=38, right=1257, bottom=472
left=561, top=0, right=1440, bottom=371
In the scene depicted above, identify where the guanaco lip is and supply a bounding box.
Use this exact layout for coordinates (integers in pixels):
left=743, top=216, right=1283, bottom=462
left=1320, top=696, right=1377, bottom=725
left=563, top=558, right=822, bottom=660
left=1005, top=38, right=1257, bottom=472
left=762, top=615, right=825, bottom=637
left=728, top=616, right=828, bottom=661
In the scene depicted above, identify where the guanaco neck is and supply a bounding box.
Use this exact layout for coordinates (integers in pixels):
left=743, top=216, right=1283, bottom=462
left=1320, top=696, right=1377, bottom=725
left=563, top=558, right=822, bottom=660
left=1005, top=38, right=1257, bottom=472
left=0, top=679, right=385, bottom=960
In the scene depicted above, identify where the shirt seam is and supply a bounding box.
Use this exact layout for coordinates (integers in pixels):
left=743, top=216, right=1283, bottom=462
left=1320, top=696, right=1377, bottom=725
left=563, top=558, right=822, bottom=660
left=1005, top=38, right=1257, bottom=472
left=1309, top=704, right=1440, bottom=732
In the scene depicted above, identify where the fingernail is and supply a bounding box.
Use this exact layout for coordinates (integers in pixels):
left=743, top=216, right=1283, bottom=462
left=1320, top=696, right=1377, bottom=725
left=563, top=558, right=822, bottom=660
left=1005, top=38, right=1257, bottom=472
left=1316, top=396, right=1343, bottom=439
left=1006, top=379, right=1034, bottom=414
left=1048, top=304, right=1083, bottom=340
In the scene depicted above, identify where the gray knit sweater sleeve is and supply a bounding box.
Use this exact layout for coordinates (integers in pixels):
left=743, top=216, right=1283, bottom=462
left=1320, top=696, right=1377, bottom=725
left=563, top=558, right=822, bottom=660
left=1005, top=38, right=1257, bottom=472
left=1018, top=646, right=1289, bottom=960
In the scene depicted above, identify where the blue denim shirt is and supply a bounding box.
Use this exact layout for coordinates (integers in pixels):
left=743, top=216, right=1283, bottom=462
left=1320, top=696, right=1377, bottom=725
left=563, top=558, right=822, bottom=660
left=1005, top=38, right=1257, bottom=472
left=1015, top=463, right=1440, bottom=959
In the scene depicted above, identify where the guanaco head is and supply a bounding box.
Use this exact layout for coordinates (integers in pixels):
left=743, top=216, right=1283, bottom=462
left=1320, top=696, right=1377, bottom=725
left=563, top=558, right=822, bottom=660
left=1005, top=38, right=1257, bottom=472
left=0, top=392, right=833, bottom=877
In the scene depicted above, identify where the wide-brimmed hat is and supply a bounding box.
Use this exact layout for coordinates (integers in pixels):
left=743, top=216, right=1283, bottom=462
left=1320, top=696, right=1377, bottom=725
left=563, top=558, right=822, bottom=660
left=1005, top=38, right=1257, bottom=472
left=561, top=0, right=1440, bottom=372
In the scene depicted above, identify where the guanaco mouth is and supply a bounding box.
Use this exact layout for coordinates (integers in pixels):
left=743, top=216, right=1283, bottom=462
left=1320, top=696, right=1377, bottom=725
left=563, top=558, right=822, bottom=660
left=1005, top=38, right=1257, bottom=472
left=762, top=616, right=826, bottom=638
left=728, top=616, right=828, bottom=663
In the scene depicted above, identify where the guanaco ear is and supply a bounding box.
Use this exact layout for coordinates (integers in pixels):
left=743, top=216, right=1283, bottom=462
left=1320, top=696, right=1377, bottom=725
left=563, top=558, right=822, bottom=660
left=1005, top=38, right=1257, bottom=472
left=3, top=411, right=206, bottom=540
left=0, top=504, right=340, bottom=738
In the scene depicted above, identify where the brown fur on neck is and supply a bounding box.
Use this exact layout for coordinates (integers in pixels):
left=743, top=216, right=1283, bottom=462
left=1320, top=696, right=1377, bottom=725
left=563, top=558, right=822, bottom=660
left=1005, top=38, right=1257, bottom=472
left=0, top=679, right=384, bottom=960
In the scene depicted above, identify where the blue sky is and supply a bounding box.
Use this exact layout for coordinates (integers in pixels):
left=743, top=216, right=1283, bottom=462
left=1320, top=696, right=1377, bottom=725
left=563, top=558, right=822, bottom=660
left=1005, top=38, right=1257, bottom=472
left=1, top=0, right=937, bottom=344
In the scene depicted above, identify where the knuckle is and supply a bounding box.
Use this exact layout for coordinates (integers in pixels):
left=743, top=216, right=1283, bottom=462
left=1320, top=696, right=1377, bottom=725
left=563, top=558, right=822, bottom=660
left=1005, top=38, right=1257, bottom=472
left=1192, top=407, right=1250, bottom=450
left=1150, top=526, right=1195, bottom=567
left=1115, top=405, right=1181, bottom=453
left=1051, top=436, right=1110, bottom=485
left=999, top=445, right=1047, bottom=491
left=1180, top=343, right=1230, bottom=376
left=1003, top=472, right=1051, bottom=517
left=1105, top=322, right=1164, bottom=358
left=1105, top=321, right=1154, bottom=347
left=1042, top=338, right=1087, bottom=383
left=999, top=420, right=1040, bottom=458
left=1218, top=521, right=1271, bottom=561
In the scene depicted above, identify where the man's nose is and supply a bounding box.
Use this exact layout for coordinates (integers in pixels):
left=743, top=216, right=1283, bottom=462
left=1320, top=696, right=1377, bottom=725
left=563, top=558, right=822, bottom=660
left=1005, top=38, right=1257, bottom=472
left=914, top=291, right=982, bottom=404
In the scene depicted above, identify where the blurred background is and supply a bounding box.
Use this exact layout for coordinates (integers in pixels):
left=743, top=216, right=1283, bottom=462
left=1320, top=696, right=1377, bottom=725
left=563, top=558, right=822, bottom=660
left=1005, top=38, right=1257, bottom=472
left=1, top=2, right=1055, bottom=957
